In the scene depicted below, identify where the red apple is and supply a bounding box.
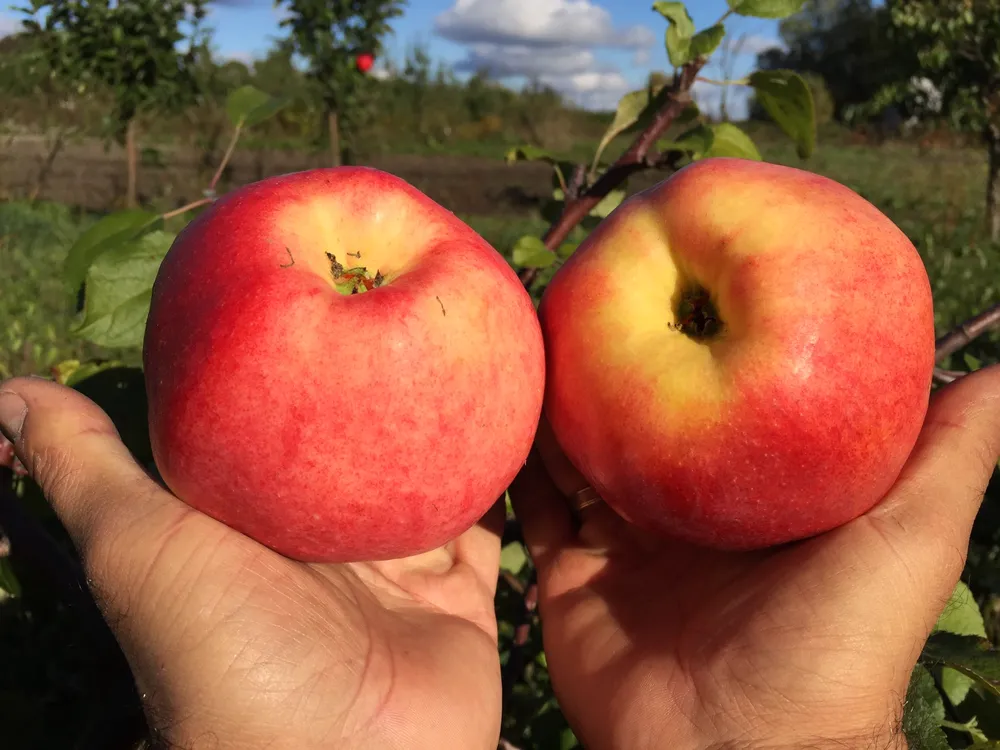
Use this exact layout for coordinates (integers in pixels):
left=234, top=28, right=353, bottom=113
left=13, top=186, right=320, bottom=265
left=539, top=157, right=935, bottom=551
left=356, top=52, right=375, bottom=74
left=143, top=167, right=545, bottom=562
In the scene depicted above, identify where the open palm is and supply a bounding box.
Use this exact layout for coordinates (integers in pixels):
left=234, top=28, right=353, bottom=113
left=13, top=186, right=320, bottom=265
left=512, top=368, right=1000, bottom=750
left=0, top=377, right=504, bottom=750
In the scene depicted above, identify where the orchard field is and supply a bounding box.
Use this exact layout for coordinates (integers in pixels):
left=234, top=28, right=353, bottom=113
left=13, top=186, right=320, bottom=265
left=4, top=125, right=1000, bottom=749
left=4, top=1, right=1000, bottom=749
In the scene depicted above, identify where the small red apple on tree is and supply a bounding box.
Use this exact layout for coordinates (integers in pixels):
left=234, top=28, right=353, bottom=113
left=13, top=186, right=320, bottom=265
left=356, top=52, right=374, bottom=73
left=143, top=167, right=545, bottom=563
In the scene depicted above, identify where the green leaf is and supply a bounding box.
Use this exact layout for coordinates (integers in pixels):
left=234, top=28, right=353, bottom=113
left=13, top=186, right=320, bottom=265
left=676, top=102, right=701, bottom=125
left=243, top=95, right=291, bottom=128
left=225, top=85, right=287, bottom=128
left=590, top=190, right=626, bottom=219
left=748, top=69, right=816, bottom=159
left=0, top=556, right=21, bottom=601
left=560, top=727, right=579, bottom=750
left=505, top=145, right=556, bottom=165
left=727, top=0, right=808, bottom=18
left=965, top=352, right=984, bottom=371
left=940, top=717, right=990, bottom=744
left=653, top=2, right=695, bottom=35
left=935, top=581, right=987, bottom=637
left=704, top=123, right=762, bottom=160
left=73, top=230, right=175, bottom=349
left=512, top=236, right=557, bottom=269
left=902, top=665, right=950, bottom=750
left=934, top=581, right=987, bottom=705
left=661, top=123, right=715, bottom=158
left=920, top=632, right=1000, bottom=701
left=63, top=209, right=162, bottom=287
left=592, top=88, right=659, bottom=170
left=556, top=241, right=581, bottom=260
left=653, top=2, right=696, bottom=67
left=690, top=24, right=726, bottom=59
left=500, top=542, right=527, bottom=575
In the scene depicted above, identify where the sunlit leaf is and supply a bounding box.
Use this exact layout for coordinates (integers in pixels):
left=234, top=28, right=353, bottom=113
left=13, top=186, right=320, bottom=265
left=63, top=209, right=162, bottom=287
left=920, top=632, right=1000, bottom=701
left=748, top=69, right=816, bottom=158
left=653, top=2, right=696, bottom=67
left=726, top=0, right=808, bottom=18
left=690, top=24, right=726, bottom=59
left=225, top=85, right=287, bottom=128
left=934, top=581, right=987, bottom=705
left=73, top=230, right=175, bottom=349
left=704, top=122, right=762, bottom=160
left=589, top=190, right=626, bottom=219
left=512, top=235, right=556, bottom=269
left=500, top=542, right=527, bottom=575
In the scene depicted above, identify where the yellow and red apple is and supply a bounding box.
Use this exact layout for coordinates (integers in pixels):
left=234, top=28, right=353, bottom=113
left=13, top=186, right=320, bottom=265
left=539, top=157, right=935, bottom=550
left=143, top=167, right=545, bottom=562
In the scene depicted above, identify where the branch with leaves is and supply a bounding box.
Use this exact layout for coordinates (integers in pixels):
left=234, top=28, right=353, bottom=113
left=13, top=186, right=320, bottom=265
left=59, top=86, right=289, bottom=351
left=506, top=0, right=816, bottom=290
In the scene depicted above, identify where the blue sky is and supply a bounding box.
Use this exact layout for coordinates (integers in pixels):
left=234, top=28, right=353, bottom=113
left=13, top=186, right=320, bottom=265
left=0, top=0, right=788, bottom=116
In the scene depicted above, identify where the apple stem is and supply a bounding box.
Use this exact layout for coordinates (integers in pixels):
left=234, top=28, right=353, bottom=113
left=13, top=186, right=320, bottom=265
left=519, top=58, right=707, bottom=288
left=326, top=252, right=384, bottom=295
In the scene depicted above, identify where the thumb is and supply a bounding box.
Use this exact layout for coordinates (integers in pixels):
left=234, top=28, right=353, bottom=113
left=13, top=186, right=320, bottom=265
left=867, top=364, right=1000, bottom=594
left=0, top=376, right=188, bottom=575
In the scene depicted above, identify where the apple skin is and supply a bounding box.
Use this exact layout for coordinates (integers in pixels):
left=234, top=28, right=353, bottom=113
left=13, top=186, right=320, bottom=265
left=539, top=157, right=935, bottom=551
left=356, top=52, right=375, bottom=73
left=143, top=167, right=545, bottom=562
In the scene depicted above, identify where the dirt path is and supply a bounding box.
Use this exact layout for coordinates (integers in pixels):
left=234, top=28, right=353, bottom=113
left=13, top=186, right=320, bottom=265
left=0, top=134, right=661, bottom=217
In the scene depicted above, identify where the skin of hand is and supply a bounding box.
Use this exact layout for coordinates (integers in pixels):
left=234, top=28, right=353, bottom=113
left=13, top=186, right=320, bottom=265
left=0, top=376, right=505, bottom=750
left=510, top=366, right=1000, bottom=750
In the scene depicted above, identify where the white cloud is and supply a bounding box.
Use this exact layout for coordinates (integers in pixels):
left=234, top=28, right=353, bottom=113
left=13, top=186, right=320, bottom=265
left=452, top=42, right=631, bottom=110
left=436, top=0, right=654, bottom=49
left=437, top=0, right=652, bottom=110
left=549, top=71, right=631, bottom=110
left=456, top=43, right=598, bottom=78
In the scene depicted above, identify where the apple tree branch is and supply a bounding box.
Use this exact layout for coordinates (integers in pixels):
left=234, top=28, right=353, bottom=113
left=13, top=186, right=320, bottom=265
left=519, top=59, right=706, bottom=288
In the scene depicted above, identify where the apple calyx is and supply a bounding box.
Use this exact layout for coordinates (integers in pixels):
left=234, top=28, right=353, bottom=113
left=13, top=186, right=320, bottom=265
left=326, top=252, right=385, bottom=295
left=671, top=285, right=723, bottom=339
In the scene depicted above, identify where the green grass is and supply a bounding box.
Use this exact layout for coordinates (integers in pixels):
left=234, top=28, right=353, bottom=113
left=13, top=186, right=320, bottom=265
left=2, top=137, right=999, bottom=380
left=0, top=201, right=99, bottom=379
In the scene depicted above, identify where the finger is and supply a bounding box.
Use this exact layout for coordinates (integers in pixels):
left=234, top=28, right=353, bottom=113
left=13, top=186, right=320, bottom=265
left=533, top=416, right=658, bottom=553
left=452, top=495, right=506, bottom=589
left=0, top=377, right=190, bottom=569
left=867, top=364, right=1000, bottom=587
left=509, top=446, right=575, bottom=570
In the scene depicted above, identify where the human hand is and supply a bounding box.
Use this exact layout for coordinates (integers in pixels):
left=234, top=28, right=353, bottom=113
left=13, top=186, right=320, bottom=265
left=0, top=376, right=505, bottom=750
left=510, top=366, right=1000, bottom=750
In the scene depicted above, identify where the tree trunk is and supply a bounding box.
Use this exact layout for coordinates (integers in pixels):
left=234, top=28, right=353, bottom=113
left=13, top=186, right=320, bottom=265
left=988, top=124, right=1000, bottom=242
left=125, top=118, right=138, bottom=209
left=328, top=110, right=341, bottom=168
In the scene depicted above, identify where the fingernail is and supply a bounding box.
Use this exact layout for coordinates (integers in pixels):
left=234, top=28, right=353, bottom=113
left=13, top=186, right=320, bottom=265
left=0, top=391, right=27, bottom=443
